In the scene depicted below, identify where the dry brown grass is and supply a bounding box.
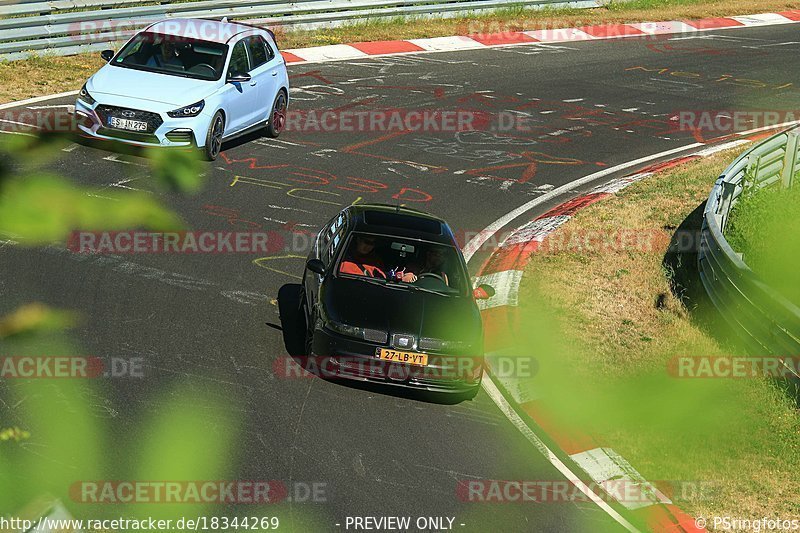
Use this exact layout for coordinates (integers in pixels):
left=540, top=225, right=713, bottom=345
left=519, top=148, right=800, bottom=520
left=0, top=54, right=105, bottom=105
left=2, top=0, right=799, bottom=104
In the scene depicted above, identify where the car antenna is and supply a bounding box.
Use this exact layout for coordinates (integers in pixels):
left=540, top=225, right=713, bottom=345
left=221, top=16, right=228, bottom=22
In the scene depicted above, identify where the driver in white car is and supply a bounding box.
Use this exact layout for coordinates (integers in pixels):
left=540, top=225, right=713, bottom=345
left=146, top=40, right=183, bottom=69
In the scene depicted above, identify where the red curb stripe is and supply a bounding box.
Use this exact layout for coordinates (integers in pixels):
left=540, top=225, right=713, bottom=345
left=349, top=40, right=426, bottom=55
left=778, top=9, right=800, bottom=21
left=636, top=503, right=706, bottom=532
left=480, top=306, right=517, bottom=353
left=746, top=130, right=779, bottom=142
left=468, top=32, right=538, bottom=46
left=578, top=24, right=645, bottom=38
left=665, top=504, right=706, bottom=532
left=538, top=192, right=611, bottom=219
left=519, top=400, right=598, bottom=455
left=478, top=240, right=541, bottom=276
left=683, top=17, right=744, bottom=29
left=632, top=155, right=700, bottom=175
left=280, top=51, right=305, bottom=63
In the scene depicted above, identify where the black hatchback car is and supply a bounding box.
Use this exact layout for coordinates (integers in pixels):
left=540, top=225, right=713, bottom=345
left=300, top=204, right=494, bottom=397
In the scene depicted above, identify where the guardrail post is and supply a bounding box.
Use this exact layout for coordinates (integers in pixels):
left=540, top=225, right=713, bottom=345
left=718, top=181, right=737, bottom=232
left=781, top=129, right=800, bottom=189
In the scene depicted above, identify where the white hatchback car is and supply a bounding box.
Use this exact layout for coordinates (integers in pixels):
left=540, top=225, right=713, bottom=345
left=75, top=18, right=290, bottom=160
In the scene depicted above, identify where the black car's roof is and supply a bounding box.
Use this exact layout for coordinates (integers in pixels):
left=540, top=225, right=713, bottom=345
left=346, top=204, right=456, bottom=246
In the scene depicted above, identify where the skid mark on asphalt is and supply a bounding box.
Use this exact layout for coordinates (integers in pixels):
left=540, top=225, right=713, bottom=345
left=253, top=255, right=304, bottom=280
left=27, top=244, right=271, bottom=305
left=217, top=156, right=435, bottom=206
left=287, top=378, right=315, bottom=530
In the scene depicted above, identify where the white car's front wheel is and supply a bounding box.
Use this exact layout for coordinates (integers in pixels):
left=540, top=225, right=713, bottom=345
left=203, top=111, right=225, bottom=161
left=265, top=91, right=287, bottom=138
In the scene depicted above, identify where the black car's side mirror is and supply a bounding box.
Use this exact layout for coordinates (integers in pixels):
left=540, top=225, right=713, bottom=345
left=100, top=49, right=115, bottom=62
left=227, top=71, right=252, bottom=83
left=473, top=284, right=495, bottom=300
left=306, top=259, right=325, bottom=275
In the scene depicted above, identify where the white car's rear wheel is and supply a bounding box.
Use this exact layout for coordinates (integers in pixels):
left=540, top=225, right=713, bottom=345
left=265, top=91, right=287, bottom=138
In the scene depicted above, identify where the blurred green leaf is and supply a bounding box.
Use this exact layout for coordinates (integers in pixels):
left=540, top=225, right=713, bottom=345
left=0, top=174, right=182, bottom=244
left=147, top=148, right=205, bottom=193
left=0, top=302, right=77, bottom=339
left=125, top=381, right=241, bottom=519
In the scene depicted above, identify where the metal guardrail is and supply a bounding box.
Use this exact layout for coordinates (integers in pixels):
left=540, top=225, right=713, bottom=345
left=699, top=125, right=800, bottom=358
left=0, top=0, right=598, bottom=60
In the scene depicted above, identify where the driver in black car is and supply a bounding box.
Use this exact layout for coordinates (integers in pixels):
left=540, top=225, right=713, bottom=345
left=400, top=247, right=449, bottom=285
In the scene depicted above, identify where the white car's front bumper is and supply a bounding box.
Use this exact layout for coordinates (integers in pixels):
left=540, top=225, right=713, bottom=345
left=74, top=97, right=214, bottom=149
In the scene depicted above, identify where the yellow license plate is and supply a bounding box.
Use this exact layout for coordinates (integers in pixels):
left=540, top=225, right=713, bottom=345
left=375, top=348, right=428, bottom=366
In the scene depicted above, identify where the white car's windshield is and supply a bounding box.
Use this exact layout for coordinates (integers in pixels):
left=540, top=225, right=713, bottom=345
left=112, top=32, right=228, bottom=81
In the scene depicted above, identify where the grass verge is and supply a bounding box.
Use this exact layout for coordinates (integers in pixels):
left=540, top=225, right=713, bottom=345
left=1, top=0, right=799, bottom=104
left=516, top=146, right=800, bottom=519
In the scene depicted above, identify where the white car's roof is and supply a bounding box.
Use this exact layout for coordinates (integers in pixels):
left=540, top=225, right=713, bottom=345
left=145, top=18, right=265, bottom=44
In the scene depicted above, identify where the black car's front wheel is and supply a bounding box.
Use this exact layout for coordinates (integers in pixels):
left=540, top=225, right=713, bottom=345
left=203, top=111, right=225, bottom=161
left=265, top=90, right=287, bottom=138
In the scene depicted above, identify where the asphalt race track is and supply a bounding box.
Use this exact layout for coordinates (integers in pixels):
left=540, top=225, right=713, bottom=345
left=2, top=23, right=800, bottom=532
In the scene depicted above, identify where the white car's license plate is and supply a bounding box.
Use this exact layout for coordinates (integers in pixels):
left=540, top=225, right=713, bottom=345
left=109, top=117, right=148, bottom=131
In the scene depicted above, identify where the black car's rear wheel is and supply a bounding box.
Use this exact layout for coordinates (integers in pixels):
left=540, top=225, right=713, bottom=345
left=302, top=299, right=314, bottom=357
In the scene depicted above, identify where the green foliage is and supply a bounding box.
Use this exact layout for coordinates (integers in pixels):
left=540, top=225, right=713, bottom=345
left=147, top=148, right=205, bottom=193
left=0, top=427, right=30, bottom=442
left=726, top=180, right=800, bottom=305
left=0, top=134, right=248, bottom=523
left=0, top=303, right=77, bottom=339
left=0, top=173, right=182, bottom=243
left=0, top=134, right=211, bottom=244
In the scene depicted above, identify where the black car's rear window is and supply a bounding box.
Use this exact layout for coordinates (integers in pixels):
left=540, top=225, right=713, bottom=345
left=363, top=211, right=443, bottom=235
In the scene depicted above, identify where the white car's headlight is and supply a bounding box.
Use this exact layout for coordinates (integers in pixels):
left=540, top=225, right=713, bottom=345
left=78, top=84, right=96, bottom=105
left=167, top=100, right=205, bottom=118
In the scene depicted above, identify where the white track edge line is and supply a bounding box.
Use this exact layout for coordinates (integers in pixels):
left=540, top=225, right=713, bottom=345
left=480, top=374, right=641, bottom=533
left=0, top=90, right=78, bottom=110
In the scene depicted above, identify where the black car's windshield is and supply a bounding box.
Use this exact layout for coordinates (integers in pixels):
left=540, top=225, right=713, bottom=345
left=112, top=32, right=228, bottom=81
left=336, top=232, right=469, bottom=296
